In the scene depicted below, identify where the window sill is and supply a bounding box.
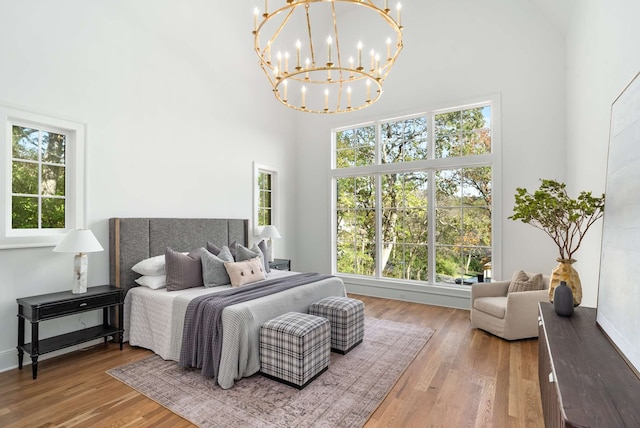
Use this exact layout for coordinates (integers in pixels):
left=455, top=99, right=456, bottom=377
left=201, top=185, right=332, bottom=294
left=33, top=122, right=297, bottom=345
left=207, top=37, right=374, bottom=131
left=338, top=274, right=471, bottom=310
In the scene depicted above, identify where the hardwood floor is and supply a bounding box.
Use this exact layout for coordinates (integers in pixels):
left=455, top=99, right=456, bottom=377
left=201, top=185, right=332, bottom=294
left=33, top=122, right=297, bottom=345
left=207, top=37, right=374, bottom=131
left=0, top=294, right=543, bottom=427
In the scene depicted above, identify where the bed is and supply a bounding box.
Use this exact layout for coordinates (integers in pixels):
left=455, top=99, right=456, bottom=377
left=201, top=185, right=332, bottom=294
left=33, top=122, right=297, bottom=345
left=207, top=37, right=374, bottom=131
left=109, top=217, right=346, bottom=389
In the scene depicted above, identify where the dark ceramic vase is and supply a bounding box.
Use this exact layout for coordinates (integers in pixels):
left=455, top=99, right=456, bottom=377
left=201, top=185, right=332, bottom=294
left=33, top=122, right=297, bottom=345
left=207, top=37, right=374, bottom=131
left=553, top=281, right=574, bottom=317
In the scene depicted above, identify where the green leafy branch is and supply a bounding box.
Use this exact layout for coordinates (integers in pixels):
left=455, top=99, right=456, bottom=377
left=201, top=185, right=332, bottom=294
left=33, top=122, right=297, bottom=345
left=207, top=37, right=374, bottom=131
left=508, top=179, right=605, bottom=260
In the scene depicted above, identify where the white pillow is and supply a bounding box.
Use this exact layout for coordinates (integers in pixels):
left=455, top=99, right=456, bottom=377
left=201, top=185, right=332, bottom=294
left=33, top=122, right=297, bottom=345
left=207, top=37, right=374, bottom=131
left=131, top=254, right=166, bottom=276
left=134, top=275, right=167, bottom=289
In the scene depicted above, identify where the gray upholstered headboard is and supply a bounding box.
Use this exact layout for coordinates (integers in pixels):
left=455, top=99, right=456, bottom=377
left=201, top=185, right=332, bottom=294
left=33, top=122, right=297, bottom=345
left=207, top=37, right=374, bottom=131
left=109, top=218, right=248, bottom=294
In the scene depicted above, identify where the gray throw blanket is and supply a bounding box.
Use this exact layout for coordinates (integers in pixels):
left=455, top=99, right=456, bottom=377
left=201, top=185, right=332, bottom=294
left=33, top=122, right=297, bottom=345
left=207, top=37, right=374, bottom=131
left=179, top=272, right=332, bottom=379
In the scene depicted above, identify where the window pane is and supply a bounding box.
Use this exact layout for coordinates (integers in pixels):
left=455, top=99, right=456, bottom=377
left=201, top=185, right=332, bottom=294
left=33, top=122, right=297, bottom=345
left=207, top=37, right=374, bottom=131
left=381, top=172, right=428, bottom=280
left=435, top=166, right=492, bottom=285
left=257, top=171, right=273, bottom=227
left=41, top=198, right=65, bottom=228
left=41, top=131, right=66, bottom=165
left=12, top=161, right=39, bottom=194
left=435, top=107, right=491, bottom=158
left=335, top=126, right=375, bottom=168
left=12, top=196, right=38, bottom=229
left=12, top=126, right=39, bottom=161
left=41, top=165, right=65, bottom=196
left=382, top=117, right=428, bottom=163
left=336, top=176, right=376, bottom=275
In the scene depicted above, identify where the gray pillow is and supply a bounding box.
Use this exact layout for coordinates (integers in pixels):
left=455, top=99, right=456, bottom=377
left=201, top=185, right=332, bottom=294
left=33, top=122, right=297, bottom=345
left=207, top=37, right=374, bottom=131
left=228, top=240, right=239, bottom=260
left=257, top=240, right=271, bottom=273
left=202, top=247, right=234, bottom=287
left=206, top=241, right=221, bottom=256
left=236, top=244, right=267, bottom=274
left=165, top=247, right=203, bottom=291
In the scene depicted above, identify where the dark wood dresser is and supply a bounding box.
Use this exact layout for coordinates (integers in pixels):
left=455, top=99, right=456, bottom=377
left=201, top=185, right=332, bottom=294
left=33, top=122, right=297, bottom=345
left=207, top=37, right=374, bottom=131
left=538, top=302, right=640, bottom=427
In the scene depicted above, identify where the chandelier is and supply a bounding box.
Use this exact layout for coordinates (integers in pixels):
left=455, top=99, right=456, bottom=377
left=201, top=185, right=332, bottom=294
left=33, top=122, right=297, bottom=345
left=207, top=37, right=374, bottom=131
left=252, top=0, right=404, bottom=114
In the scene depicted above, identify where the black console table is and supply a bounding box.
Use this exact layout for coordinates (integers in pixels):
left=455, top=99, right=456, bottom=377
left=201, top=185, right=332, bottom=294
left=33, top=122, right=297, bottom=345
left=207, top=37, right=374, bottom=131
left=538, top=302, right=640, bottom=427
left=17, top=285, right=124, bottom=379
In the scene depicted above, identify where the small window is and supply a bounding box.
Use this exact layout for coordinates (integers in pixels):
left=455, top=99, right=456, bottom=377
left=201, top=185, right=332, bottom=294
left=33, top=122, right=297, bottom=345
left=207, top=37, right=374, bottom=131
left=0, top=106, right=85, bottom=248
left=253, top=162, right=279, bottom=234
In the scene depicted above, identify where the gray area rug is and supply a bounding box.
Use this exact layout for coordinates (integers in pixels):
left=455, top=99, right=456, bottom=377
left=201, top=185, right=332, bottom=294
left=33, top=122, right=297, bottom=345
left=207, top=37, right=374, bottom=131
left=107, top=317, right=434, bottom=428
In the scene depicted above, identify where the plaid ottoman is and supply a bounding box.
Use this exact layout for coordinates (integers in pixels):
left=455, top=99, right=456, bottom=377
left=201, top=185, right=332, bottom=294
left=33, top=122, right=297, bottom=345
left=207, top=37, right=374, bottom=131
left=260, top=312, right=330, bottom=389
left=309, top=296, right=365, bottom=354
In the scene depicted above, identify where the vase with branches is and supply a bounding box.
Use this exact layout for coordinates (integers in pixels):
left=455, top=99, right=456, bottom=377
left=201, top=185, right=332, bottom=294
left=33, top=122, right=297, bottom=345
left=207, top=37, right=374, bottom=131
left=509, top=179, right=605, bottom=306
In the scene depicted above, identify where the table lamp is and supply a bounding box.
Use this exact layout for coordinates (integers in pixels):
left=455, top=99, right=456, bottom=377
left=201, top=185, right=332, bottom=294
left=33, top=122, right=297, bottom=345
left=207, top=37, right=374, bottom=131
left=260, top=225, right=281, bottom=262
left=53, top=229, right=104, bottom=293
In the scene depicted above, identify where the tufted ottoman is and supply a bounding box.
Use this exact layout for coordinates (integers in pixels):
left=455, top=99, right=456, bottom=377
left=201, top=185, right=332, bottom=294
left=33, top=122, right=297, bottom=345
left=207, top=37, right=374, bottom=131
left=309, top=296, right=365, bottom=354
left=259, top=312, right=331, bottom=389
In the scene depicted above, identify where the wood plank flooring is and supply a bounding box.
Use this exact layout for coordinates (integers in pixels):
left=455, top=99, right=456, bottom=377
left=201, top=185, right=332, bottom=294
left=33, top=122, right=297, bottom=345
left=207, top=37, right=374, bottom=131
left=0, top=294, right=543, bottom=427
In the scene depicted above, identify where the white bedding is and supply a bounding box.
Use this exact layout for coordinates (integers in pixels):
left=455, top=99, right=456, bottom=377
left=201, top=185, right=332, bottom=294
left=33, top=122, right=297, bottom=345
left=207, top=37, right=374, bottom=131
left=124, top=270, right=346, bottom=389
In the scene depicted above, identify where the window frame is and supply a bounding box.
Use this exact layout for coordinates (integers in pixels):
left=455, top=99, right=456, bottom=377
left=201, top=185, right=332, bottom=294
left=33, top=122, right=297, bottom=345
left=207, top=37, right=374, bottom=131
left=253, top=162, right=279, bottom=236
left=330, top=95, right=502, bottom=286
left=0, top=106, right=85, bottom=249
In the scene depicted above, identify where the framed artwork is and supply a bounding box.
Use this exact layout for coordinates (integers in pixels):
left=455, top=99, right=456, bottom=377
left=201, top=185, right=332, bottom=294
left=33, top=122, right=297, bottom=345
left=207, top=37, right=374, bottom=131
left=597, top=70, right=640, bottom=377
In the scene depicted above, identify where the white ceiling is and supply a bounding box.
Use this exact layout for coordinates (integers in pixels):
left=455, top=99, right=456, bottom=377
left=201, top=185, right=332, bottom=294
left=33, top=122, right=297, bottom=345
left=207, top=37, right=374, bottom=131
left=529, top=0, right=578, bottom=34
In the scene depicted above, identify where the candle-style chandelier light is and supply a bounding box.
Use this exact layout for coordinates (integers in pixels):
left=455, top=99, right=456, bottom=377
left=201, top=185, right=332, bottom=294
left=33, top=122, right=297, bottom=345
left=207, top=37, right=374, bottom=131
left=252, top=0, right=404, bottom=114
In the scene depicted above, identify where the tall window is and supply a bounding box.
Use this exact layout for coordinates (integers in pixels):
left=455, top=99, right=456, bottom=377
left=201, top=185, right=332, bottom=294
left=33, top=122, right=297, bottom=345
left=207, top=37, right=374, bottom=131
left=257, top=170, right=273, bottom=226
left=333, top=99, right=497, bottom=286
left=253, top=162, right=279, bottom=234
left=0, top=106, right=85, bottom=248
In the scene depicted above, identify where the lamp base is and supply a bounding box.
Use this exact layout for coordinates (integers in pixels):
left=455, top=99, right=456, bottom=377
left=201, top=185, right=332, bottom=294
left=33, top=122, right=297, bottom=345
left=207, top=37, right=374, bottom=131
left=72, top=253, right=88, bottom=294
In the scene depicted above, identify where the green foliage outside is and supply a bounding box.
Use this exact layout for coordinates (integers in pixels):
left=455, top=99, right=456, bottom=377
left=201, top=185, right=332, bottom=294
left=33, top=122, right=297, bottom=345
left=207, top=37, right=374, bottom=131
left=11, top=126, right=66, bottom=229
left=336, top=107, right=492, bottom=284
left=258, top=171, right=273, bottom=226
left=509, top=179, right=605, bottom=260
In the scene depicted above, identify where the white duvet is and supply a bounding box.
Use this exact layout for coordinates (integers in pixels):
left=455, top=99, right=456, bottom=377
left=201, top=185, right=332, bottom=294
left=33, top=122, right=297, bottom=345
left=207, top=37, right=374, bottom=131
left=124, top=270, right=346, bottom=389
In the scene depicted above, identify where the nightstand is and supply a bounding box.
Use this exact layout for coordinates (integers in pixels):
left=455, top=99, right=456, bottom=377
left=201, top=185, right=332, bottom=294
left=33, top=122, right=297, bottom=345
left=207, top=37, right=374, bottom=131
left=269, top=258, right=291, bottom=271
left=17, top=285, right=124, bottom=379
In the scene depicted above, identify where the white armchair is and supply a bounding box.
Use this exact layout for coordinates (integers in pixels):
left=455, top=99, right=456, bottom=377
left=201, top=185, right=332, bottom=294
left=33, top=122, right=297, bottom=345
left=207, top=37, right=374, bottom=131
left=470, top=272, right=550, bottom=340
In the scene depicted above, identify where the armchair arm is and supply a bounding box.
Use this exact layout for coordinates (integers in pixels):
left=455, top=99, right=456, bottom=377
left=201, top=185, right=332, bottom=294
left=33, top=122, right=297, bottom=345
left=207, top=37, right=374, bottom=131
left=503, top=289, right=550, bottom=340
left=471, top=280, right=510, bottom=302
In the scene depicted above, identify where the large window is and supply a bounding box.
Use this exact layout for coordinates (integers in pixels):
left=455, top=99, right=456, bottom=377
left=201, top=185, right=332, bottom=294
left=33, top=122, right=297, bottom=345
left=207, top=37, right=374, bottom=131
left=0, top=106, right=85, bottom=248
left=333, top=99, right=497, bottom=286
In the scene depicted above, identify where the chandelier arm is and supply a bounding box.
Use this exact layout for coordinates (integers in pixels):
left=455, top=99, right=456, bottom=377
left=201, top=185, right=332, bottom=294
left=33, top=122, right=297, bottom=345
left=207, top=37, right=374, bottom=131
left=305, top=3, right=316, bottom=67
left=266, top=7, right=297, bottom=60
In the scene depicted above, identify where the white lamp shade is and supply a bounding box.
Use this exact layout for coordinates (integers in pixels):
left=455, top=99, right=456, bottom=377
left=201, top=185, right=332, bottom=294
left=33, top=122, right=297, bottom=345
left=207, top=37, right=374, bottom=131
left=260, top=225, right=281, bottom=239
left=53, top=229, right=104, bottom=253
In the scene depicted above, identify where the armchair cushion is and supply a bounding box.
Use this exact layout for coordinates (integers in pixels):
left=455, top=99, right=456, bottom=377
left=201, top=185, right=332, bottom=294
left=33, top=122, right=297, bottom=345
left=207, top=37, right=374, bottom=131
left=508, top=270, right=545, bottom=293
left=473, top=296, right=507, bottom=319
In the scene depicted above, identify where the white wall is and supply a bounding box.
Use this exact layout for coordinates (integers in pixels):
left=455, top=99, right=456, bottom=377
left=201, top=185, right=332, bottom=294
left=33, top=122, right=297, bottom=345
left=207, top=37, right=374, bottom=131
left=0, top=1, right=296, bottom=372
left=294, top=0, right=567, bottom=304
left=565, top=0, right=640, bottom=307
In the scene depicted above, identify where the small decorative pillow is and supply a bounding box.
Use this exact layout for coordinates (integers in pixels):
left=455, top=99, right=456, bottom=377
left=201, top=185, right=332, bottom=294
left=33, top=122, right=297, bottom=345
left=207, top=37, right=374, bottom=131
left=202, top=247, right=234, bottom=287
left=224, top=257, right=266, bottom=287
left=508, top=271, right=545, bottom=293
left=134, top=275, right=167, bottom=290
left=228, top=240, right=239, bottom=260
left=165, top=247, right=204, bottom=291
left=132, top=254, right=166, bottom=276
left=257, top=240, right=271, bottom=273
left=235, top=244, right=260, bottom=262
left=236, top=243, right=270, bottom=275
left=206, top=241, right=222, bottom=256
